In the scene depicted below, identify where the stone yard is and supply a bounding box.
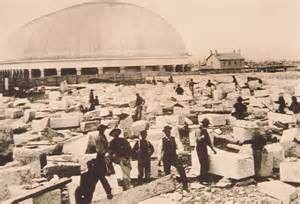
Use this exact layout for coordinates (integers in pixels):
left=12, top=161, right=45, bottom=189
left=1, top=72, right=300, bottom=203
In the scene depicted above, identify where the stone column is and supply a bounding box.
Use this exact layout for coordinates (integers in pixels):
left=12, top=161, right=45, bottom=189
left=76, top=68, right=81, bottom=76
left=98, top=67, right=104, bottom=75
left=172, top=65, right=176, bottom=72
left=120, top=66, right=126, bottom=74
left=40, top=69, right=45, bottom=78
left=56, top=69, right=61, bottom=76
left=28, top=69, right=32, bottom=79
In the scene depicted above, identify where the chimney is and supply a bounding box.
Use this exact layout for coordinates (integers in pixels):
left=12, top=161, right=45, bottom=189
left=214, top=49, right=218, bottom=55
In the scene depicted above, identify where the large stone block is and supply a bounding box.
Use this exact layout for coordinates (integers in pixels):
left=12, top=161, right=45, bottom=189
left=80, top=120, right=100, bottom=132
left=49, top=114, right=80, bottom=129
left=33, top=189, right=61, bottom=204
left=280, top=128, right=300, bottom=157
left=232, top=127, right=254, bottom=143
left=83, top=109, right=110, bottom=121
left=155, top=115, right=180, bottom=128
left=13, top=145, right=57, bottom=164
left=259, top=149, right=274, bottom=177
left=130, top=120, right=149, bottom=136
left=198, top=114, right=227, bottom=126
left=32, top=118, right=49, bottom=132
left=43, top=162, right=81, bottom=179
left=258, top=181, right=298, bottom=204
left=0, top=166, right=31, bottom=186
left=0, top=128, right=14, bottom=157
left=265, top=143, right=285, bottom=169
left=146, top=102, right=163, bottom=115
left=254, top=90, right=270, bottom=98
left=5, top=108, right=24, bottom=119
left=173, top=106, right=190, bottom=115
left=280, top=159, right=300, bottom=183
left=23, top=109, right=36, bottom=123
left=207, top=149, right=255, bottom=180
left=268, top=112, right=297, bottom=125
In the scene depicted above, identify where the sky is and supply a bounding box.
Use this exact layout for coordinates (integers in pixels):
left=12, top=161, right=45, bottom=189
left=0, top=0, right=299, bottom=61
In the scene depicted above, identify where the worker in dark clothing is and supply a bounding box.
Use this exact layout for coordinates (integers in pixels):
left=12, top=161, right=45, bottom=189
left=152, top=76, right=157, bottom=85
left=134, top=93, right=145, bottom=121
left=205, top=80, right=215, bottom=88
left=88, top=101, right=95, bottom=111
left=232, top=96, right=248, bottom=119
left=188, top=78, right=198, bottom=97
left=243, top=130, right=267, bottom=180
left=289, top=96, right=300, bottom=114
left=169, top=75, right=174, bottom=83
left=178, top=122, right=190, bottom=150
left=94, top=96, right=100, bottom=106
left=175, top=84, right=184, bottom=95
left=132, top=130, right=154, bottom=184
left=206, top=80, right=215, bottom=98
left=232, top=75, right=240, bottom=91
left=196, top=119, right=217, bottom=184
left=89, top=90, right=94, bottom=104
left=109, top=128, right=132, bottom=191
left=158, top=125, right=189, bottom=191
left=274, top=96, right=286, bottom=114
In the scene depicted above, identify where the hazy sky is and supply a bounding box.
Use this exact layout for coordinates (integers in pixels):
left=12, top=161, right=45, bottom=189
left=0, top=0, right=299, bottom=61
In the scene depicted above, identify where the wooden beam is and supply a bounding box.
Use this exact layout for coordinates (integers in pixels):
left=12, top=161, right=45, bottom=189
left=94, top=175, right=176, bottom=204
left=4, top=178, right=72, bottom=204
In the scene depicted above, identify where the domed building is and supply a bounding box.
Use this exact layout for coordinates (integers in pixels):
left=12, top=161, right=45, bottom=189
left=0, top=1, right=189, bottom=79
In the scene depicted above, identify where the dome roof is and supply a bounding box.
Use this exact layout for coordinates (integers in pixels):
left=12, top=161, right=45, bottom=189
left=1, top=1, right=187, bottom=62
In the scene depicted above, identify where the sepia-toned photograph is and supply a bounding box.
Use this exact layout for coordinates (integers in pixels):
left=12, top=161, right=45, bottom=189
left=0, top=0, right=299, bottom=203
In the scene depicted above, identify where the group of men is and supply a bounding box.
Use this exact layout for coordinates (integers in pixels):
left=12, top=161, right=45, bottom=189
left=76, top=116, right=217, bottom=203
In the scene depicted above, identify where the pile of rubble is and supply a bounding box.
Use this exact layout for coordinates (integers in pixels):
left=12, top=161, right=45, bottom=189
left=0, top=72, right=300, bottom=203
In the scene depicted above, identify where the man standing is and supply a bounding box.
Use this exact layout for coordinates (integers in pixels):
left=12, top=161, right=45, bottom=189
left=109, top=128, right=132, bottom=191
left=75, top=124, right=113, bottom=203
left=243, top=130, right=267, bottom=180
left=134, top=93, right=145, bottom=121
left=188, top=78, right=198, bottom=97
left=132, top=130, right=154, bottom=184
left=289, top=96, right=300, bottom=114
left=159, top=125, right=189, bottom=191
left=196, top=119, right=217, bottom=184
left=89, top=89, right=94, bottom=104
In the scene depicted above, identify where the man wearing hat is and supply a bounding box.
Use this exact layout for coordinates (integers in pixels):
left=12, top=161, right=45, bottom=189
left=132, top=130, right=154, bottom=184
left=159, top=125, right=189, bottom=191
left=76, top=124, right=113, bottom=203
left=231, top=96, right=248, bottom=119
left=196, top=118, right=217, bottom=184
left=109, top=128, right=132, bottom=190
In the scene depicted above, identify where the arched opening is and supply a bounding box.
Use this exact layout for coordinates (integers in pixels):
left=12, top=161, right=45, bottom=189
left=44, top=69, right=57, bottom=76
left=31, top=69, right=41, bottom=78
left=175, top=65, right=183, bottom=72
left=81, top=67, right=98, bottom=75
left=125, top=66, right=141, bottom=73
left=164, top=65, right=173, bottom=72
left=103, top=67, right=120, bottom=74
left=61, top=68, right=76, bottom=76
left=145, top=66, right=159, bottom=72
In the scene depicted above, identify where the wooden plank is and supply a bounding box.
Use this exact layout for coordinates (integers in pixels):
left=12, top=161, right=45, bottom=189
left=4, top=178, right=72, bottom=204
left=94, top=175, right=176, bottom=204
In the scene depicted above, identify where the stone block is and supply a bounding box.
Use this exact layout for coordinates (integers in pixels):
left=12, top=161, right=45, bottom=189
left=265, top=143, right=285, bottom=169
left=280, top=160, right=300, bottom=183
left=0, top=182, right=10, bottom=201
left=0, top=128, right=14, bottom=157
left=213, top=89, right=225, bottom=100
left=155, top=115, right=180, bottom=128
left=33, top=189, right=61, bottom=204
left=254, top=90, right=270, bottom=98
left=32, top=118, right=49, bottom=132
left=268, top=112, right=297, bottom=125
left=147, top=129, right=164, bottom=141
left=49, top=115, right=80, bottom=129
left=0, top=166, right=31, bottom=186
left=173, top=106, right=190, bottom=115
left=83, top=109, right=110, bottom=121
left=258, top=181, right=298, bottom=204
left=43, top=162, right=81, bottom=179
left=5, top=108, right=24, bottom=119
left=130, top=120, right=149, bottom=136
left=232, top=127, right=254, bottom=143
left=48, top=91, right=61, bottom=101
left=13, top=145, right=57, bottom=164
left=208, top=149, right=255, bottom=180
left=248, top=80, right=262, bottom=90
left=80, top=120, right=100, bottom=132
left=198, top=114, right=227, bottom=126
left=146, top=102, right=163, bottom=115
left=23, top=109, right=36, bottom=123
left=259, top=148, right=274, bottom=177
left=280, top=128, right=300, bottom=157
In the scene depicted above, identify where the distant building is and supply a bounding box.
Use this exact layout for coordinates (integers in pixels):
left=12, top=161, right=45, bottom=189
left=206, top=50, right=245, bottom=69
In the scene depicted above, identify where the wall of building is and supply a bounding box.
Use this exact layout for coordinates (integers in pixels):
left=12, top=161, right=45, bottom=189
left=207, top=55, right=221, bottom=69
